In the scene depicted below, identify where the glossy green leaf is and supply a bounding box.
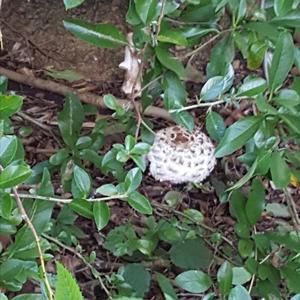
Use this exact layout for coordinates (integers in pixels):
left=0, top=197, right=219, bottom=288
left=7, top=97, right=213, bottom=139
left=131, top=142, right=150, bottom=155
left=134, top=0, right=157, bottom=24
left=93, top=201, right=110, bottom=231
left=236, top=77, right=267, bottom=97
left=238, top=239, right=253, bottom=257
left=63, top=0, right=85, bottom=9
left=270, top=151, right=290, bottom=188
left=163, top=71, right=186, bottom=110
left=127, top=191, right=152, bottom=214
left=124, top=167, right=142, bottom=193
left=271, top=11, right=300, bottom=28
left=247, top=41, right=267, bottom=70
left=0, top=218, right=16, bottom=234
left=217, top=261, right=233, bottom=296
left=103, top=94, right=118, bottom=110
left=232, top=267, right=252, bottom=285
left=246, top=179, right=265, bottom=225
left=72, top=166, right=91, bottom=198
left=205, top=111, right=225, bottom=142
left=0, top=193, right=13, bottom=219
left=55, top=262, right=84, bottom=300
left=0, top=136, right=18, bottom=166
left=63, top=19, right=127, bottom=48
left=281, top=266, right=300, bottom=293
left=171, top=111, right=194, bottom=132
left=279, top=114, right=300, bottom=134
left=158, top=28, right=188, bottom=46
left=58, top=93, right=84, bottom=148
left=69, top=198, right=93, bottom=219
left=228, top=285, right=251, bottom=300
left=0, top=95, right=23, bottom=119
left=201, top=65, right=234, bottom=101
left=49, top=148, right=70, bottom=166
left=155, top=46, right=185, bottom=78
left=215, top=116, right=262, bottom=158
left=0, top=163, right=32, bottom=189
left=96, top=184, right=118, bottom=196
left=12, top=295, right=45, bottom=300
left=274, top=0, right=293, bottom=16
left=274, top=89, right=300, bottom=107
left=156, top=272, right=178, bottom=300
left=268, top=32, right=294, bottom=93
left=175, top=270, right=212, bottom=293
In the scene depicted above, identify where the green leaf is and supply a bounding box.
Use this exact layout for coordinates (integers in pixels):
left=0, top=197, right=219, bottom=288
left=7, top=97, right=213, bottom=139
left=122, top=263, right=151, bottom=297
left=236, top=76, right=267, bottom=97
left=246, top=179, right=265, bottom=225
left=63, top=0, right=85, bottom=9
left=270, top=151, right=290, bottom=188
left=0, top=193, right=13, bottom=219
left=268, top=32, right=294, bottom=93
left=37, top=168, right=54, bottom=197
left=215, top=116, right=262, bottom=158
left=238, top=239, right=253, bottom=257
left=247, top=40, right=267, bottom=70
left=175, top=270, right=212, bottom=293
left=72, top=166, right=91, bottom=198
left=274, top=89, right=300, bottom=107
left=55, top=262, right=84, bottom=300
left=281, top=266, right=300, bottom=293
left=156, top=272, right=178, bottom=300
left=96, top=184, right=118, bottom=196
left=229, top=190, right=248, bottom=224
left=232, top=267, right=252, bottom=285
left=0, top=136, right=18, bottom=166
left=271, top=11, right=300, bottom=28
left=155, top=46, right=185, bottom=78
left=217, top=261, right=233, bottom=296
left=205, top=111, right=225, bottom=142
left=103, top=94, right=118, bottom=110
left=134, top=0, right=157, bottom=24
left=274, top=0, right=293, bottom=16
left=69, top=198, right=93, bottom=219
left=127, top=191, right=152, bottom=214
left=279, top=113, right=300, bottom=135
left=58, top=93, right=84, bottom=148
left=63, top=19, right=127, bottom=48
left=131, top=142, right=150, bottom=155
left=171, top=111, right=194, bottom=132
left=158, top=27, right=188, bottom=46
left=163, top=72, right=186, bottom=110
left=124, top=167, right=142, bottom=193
left=93, top=201, right=110, bottom=231
left=228, top=285, right=251, bottom=300
left=126, top=0, right=141, bottom=25
left=200, top=65, right=234, bottom=101
left=0, top=163, right=32, bottom=188
left=49, top=148, right=70, bottom=166
left=170, top=238, right=212, bottom=269
left=0, top=95, right=23, bottom=119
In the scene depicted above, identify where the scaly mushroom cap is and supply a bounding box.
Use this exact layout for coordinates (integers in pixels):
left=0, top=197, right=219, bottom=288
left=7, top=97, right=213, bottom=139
left=147, top=126, right=216, bottom=184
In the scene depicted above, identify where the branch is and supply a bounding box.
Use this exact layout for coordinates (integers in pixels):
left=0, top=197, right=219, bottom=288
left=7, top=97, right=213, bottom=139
left=0, top=165, right=54, bottom=300
left=0, top=66, right=172, bottom=121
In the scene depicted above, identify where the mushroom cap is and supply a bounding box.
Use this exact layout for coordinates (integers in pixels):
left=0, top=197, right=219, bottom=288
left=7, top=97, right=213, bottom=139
left=147, top=126, right=216, bottom=184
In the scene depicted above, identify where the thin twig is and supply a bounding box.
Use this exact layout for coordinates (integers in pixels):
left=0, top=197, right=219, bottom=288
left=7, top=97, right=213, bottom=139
left=0, top=66, right=172, bottom=121
left=0, top=165, right=54, bottom=299
left=42, top=234, right=111, bottom=298
left=15, top=192, right=128, bottom=203
left=284, top=188, right=300, bottom=228
left=169, top=100, right=225, bottom=113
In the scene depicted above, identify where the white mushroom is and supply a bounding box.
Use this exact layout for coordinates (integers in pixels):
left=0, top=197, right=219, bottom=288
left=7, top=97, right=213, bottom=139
left=147, top=126, right=216, bottom=184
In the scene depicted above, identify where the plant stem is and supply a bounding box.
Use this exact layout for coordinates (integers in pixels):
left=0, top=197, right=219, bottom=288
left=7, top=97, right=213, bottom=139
left=42, top=234, right=111, bottom=298
left=0, top=165, right=54, bottom=300
left=14, top=193, right=128, bottom=203
left=169, top=100, right=225, bottom=114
